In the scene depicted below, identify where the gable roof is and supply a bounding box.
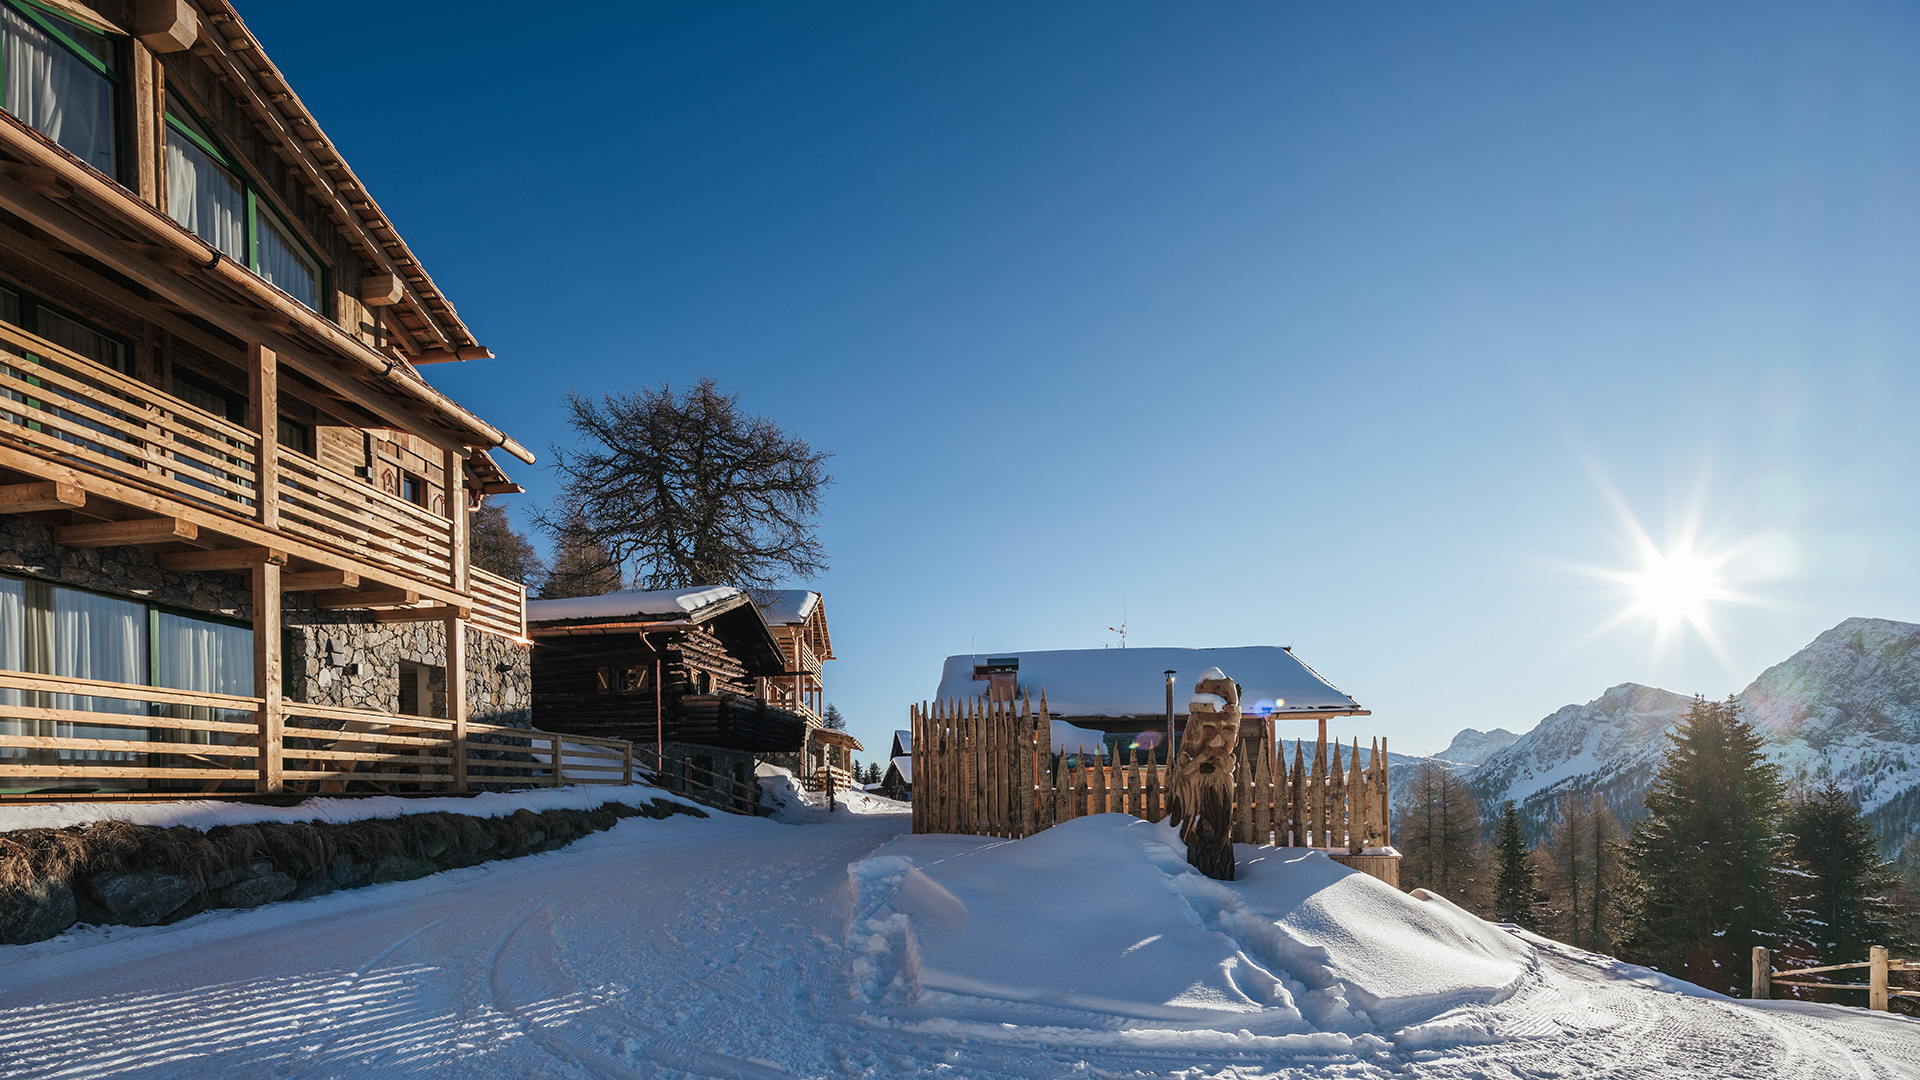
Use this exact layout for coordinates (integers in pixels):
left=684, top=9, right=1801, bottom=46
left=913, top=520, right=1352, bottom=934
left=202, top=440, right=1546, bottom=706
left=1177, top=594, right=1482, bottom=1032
left=932, top=646, right=1364, bottom=720
left=527, top=586, right=787, bottom=676
left=528, top=586, right=745, bottom=624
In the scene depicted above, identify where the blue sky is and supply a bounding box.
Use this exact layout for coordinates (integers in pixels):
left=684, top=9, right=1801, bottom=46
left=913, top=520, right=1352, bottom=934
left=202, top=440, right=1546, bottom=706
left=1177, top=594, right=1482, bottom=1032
left=253, top=2, right=1920, bottom=758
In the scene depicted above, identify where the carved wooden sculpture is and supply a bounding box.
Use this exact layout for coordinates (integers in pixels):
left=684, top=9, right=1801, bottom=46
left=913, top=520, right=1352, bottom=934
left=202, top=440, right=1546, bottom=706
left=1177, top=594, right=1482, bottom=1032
left=1166, top=666, right=1241, bottom=880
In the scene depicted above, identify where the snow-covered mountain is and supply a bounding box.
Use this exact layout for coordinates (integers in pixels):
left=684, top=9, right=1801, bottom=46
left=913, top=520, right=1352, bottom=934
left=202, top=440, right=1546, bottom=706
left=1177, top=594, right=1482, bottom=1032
left=1436, top=727, right=1522, bottom=766
left=1460, top=618, right=1920, bottom=850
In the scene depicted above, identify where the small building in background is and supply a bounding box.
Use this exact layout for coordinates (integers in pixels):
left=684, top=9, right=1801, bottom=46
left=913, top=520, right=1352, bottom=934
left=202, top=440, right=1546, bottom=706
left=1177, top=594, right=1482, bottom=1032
left=931, top=646, right=1368, bottom=761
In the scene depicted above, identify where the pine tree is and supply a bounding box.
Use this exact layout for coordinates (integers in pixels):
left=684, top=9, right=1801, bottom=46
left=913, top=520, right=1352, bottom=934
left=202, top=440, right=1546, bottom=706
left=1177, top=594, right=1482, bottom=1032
left=1616, top=696, right=1786, bottom=995
left=1393, top=759, right=1491, bottom=910
left=822, top=703, right=847, bottom=731
left=539, top=512, right=625, bottom=599
left=468, top=500, right=545, bottom=584
left=1783, top=783, right=1913, bottom=963
left=1492, top=800, right=1539, bottom=927
left=1539, top=792, right=1622, bottom=953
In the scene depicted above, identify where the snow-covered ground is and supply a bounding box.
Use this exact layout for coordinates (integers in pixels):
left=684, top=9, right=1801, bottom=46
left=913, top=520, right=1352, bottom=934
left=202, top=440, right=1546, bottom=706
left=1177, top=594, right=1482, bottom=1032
left=1, top=799, right=1915, bottom=1078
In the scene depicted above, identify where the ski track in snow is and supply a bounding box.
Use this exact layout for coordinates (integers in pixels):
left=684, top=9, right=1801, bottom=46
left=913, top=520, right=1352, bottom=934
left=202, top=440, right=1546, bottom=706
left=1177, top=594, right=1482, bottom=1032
left=1, top=810, right=1917, bottom=1079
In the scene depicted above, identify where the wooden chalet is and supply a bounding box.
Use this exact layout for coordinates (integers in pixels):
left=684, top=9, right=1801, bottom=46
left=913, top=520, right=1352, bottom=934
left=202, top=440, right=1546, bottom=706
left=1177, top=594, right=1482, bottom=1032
left=758, top=589, right=861, bottom=791
left=0, top=1, right=584, bottom=799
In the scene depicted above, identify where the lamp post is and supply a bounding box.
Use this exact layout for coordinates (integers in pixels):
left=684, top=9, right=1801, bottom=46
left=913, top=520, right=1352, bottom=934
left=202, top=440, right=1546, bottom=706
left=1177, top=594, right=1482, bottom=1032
left=1163, top=669, right=1178, bottom=764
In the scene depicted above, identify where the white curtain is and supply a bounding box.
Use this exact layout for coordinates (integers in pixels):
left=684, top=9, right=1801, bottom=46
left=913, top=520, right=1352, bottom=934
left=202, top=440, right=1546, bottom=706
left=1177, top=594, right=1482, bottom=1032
left=50, top=587, right=145, bottom=760
left=255, top=209, right=318, bottom=310
left=2, top=7, right=113, bottom=175
left=155, top=613, right=251, bottom=697
left=166, top=133, right=246, bottom=262
left=0, top=578, right=21, bottom=759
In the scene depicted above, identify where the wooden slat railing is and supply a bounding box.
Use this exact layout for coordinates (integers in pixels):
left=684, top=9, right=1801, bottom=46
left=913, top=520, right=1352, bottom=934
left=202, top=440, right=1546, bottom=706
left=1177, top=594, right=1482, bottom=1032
left=276, top=448, right=455, bottom=588
left=468, top=565, right=527, bottom=639
left=0, top=321, right=256, bottom=516
left=632, top=745, right=762, bottom=815
left=909, top=693, right=1392, bottom=847
left=0, top=673, right=641, bottom=798
left=1754, top=946, right=1919, bottom=1011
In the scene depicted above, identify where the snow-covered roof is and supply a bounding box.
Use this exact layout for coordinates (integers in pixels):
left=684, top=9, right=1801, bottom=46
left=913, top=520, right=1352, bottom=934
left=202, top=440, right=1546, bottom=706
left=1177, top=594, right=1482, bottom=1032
left=933, top=646, right=1361, bottom=719
left=890, top=755, right=912, bottom=783
left=758, top=590, right=820, bottom=626
left=527, top=586, right=742, bottom=624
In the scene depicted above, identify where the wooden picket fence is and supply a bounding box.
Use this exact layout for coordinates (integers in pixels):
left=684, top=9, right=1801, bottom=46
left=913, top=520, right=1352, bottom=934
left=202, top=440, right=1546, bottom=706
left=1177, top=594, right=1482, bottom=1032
left=909, top=692, right=1391, bottom=849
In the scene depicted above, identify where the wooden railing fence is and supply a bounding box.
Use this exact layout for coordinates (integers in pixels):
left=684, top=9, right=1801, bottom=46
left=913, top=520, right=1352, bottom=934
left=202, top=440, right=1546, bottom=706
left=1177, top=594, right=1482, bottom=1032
left=632, top=746, right=763, bottom=816
left=0, top=671, right=633, bottom=798
left=1753, top=946, right=1918, bottom=1011
left=468, top=566, right=529, bottom=639
left=910, top=693, right=1391, bottom=847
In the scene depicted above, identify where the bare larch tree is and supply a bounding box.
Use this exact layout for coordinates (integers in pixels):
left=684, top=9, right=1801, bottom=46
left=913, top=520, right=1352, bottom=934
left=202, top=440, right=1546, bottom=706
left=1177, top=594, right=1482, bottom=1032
left=539, top=378, right=832, bottom=592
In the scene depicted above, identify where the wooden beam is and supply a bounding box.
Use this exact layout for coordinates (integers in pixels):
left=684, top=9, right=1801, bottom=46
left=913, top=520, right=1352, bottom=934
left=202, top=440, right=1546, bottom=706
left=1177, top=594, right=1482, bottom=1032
left=253, top=560, right=284, bottom=793
left=412, top=347, right=493, bottom=365
left=0, top=480, right=85, bottom=513
left=251, top=342, right=279, bottom=530
left=282, top=569, right=360, bottom=592
left=374, top=605, right=471, bottom=623
left=360, top=274, right=405, bottom=307
left=313, top=587, right=420, bottom=610
left=158, top=547, right=288, bottom=571
left=53, top=517, right=195, bottom=548
left=131, top=0, right=196, bottom=52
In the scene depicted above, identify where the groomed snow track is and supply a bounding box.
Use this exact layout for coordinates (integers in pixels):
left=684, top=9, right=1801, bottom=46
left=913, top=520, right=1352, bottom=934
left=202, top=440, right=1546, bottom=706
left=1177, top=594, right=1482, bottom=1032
left=0, top=807, right=1916, bottom=1079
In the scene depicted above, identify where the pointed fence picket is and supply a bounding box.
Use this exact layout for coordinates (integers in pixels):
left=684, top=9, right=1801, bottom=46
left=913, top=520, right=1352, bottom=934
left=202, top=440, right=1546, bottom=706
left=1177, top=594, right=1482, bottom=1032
left=908, top=693, right=1392, bottom=849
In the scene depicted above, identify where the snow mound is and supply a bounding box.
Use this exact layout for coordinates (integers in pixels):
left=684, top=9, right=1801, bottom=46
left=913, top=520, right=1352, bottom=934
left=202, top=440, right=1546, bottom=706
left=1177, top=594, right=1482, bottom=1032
left=847, top=815, right=1529, bottom=1039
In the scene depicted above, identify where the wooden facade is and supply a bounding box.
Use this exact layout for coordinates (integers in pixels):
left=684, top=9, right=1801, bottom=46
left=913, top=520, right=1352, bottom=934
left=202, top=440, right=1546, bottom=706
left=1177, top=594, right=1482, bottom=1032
left=0, top=1, right=541, bottom=798
left=761, top=590, right=832, bottom=726
left=528, top=589, right=809, bottom=754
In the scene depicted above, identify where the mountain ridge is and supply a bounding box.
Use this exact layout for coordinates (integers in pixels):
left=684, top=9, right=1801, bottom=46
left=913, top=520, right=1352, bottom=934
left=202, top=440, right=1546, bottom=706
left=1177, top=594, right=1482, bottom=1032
left=1454, top=617, right=1920, bottom=850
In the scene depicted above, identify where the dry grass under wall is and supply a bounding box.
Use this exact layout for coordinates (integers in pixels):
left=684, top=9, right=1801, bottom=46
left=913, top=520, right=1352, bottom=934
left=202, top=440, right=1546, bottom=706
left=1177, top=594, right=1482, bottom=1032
left=0, top=797, right=707, bottom=945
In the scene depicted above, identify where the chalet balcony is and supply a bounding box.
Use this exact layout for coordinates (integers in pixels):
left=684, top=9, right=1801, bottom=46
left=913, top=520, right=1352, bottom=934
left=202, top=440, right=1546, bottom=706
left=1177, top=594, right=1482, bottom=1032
left=0, top=317, right=525, bottom=637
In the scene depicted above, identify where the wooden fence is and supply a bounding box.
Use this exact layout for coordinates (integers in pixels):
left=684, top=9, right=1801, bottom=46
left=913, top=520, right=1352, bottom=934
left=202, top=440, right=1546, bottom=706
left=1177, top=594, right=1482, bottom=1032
left=0, top=670, right=634, bottom=799
left=910, top=693, right=1391, bottom=849
left=1754, top=946, right=1918, bottom=1011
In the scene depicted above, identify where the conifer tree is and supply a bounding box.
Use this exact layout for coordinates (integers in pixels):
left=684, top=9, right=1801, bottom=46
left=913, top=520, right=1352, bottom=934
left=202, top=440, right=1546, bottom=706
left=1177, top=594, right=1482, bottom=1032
left=1540, top=792, right=1621, bottom=953
left=822, top=703, right=847, bottom=731
left=1393, top=759, right=1491, bottom=910
left=539, top=512, right=625, bottom=599
left=1616, top=696, right=1785, bottom=995
left=468, top=500, right=546, bottom=584
left=1492, top=800, right=1539, bottom=927
left=1783, top=783, right=1913, bottom=963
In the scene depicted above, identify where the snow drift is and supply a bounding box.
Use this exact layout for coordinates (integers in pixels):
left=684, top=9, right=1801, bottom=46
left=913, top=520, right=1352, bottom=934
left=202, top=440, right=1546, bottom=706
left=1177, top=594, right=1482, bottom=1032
left=847, top=814, right=1529, bottom=1044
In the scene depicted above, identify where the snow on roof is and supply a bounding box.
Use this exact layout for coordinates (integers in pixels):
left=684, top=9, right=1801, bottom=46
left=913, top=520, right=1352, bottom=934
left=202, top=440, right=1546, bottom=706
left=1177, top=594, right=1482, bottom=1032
left=890, top=755, right=912, bottom=783
left=933, top=646, right=1361, bottom=718
left=893, top=728, right=911, bottom=754
left=758, top=589, right=820, bottom=626
left=526, top=585, right=741, bottom=624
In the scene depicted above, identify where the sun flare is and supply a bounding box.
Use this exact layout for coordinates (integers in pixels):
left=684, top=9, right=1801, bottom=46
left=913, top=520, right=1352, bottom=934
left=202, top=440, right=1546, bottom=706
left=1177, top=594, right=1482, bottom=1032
left=1625, top=546, right=1725, bottom=626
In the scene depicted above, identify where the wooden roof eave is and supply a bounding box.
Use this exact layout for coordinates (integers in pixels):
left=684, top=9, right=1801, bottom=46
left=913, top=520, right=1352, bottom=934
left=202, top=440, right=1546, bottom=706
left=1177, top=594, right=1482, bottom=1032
left=196, top=3, right=476, bottom=357
left=0, top=118, right=534, bottom=464
left=810, top=727, right=864, bottom=751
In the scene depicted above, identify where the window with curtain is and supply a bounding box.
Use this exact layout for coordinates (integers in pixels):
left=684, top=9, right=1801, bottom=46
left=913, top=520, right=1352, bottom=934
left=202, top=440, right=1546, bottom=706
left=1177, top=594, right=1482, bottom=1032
left=0, top=574, right=254, bottom=770
left=0, top=2, right=117, bottom=177
left=165, top=100, right=323, bottom=313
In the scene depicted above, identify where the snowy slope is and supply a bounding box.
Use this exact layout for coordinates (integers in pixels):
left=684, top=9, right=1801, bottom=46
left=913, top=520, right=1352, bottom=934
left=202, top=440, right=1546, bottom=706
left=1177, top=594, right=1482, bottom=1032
left=1462, top=618, right=1920, bottom=848
left=5, top=804, right=1916, bottom=1078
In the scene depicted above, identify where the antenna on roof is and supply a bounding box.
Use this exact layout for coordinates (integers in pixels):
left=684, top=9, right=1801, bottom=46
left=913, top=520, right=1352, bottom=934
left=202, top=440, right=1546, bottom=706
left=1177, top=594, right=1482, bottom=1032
left=1105, top=599, right=1127, bottom=649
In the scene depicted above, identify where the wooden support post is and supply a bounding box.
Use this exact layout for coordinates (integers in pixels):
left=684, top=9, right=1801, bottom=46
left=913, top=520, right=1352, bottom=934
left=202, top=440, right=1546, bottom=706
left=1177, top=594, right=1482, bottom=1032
left=445, top=611, right=467, bottom=792
left=550, top=733, right=563, bottom=787
left=445, top=445, right=467, bottom=592
left=251, top=560, right=282, bottom=793
left=622, top=741, right=633, bottom=786
left=249, top=343, right=278, bottom=529
left=1871, top=945, right=1889, bottom=1011
left=1751, top=947, right=1770, bottom=999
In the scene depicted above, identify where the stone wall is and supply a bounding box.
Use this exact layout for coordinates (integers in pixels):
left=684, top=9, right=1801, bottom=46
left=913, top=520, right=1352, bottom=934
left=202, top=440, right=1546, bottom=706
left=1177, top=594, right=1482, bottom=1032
left=0, top=514, right=249, bottom=617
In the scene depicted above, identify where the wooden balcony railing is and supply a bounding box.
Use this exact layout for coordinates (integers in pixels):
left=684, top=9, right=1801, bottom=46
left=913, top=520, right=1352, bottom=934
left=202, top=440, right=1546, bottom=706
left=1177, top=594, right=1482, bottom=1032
left=276, top=447, right=455, bottom=589
left=0, top=319, right=463, bottom=596
left=0, top=321, right=257, bottom=518
left=469, top=565, right=528, bottom=639
left=0, top=672, right=636, bottom=798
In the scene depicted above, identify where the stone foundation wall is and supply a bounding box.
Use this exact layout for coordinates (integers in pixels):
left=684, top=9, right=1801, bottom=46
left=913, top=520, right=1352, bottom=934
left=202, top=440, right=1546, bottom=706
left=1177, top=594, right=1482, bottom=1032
left=0, top=514, right=250, bottom=617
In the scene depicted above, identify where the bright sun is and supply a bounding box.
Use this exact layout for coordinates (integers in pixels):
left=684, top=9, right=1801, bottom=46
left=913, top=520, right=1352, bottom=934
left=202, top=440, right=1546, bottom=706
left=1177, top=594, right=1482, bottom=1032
left=1625, top=547, right=1725, bottom=626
